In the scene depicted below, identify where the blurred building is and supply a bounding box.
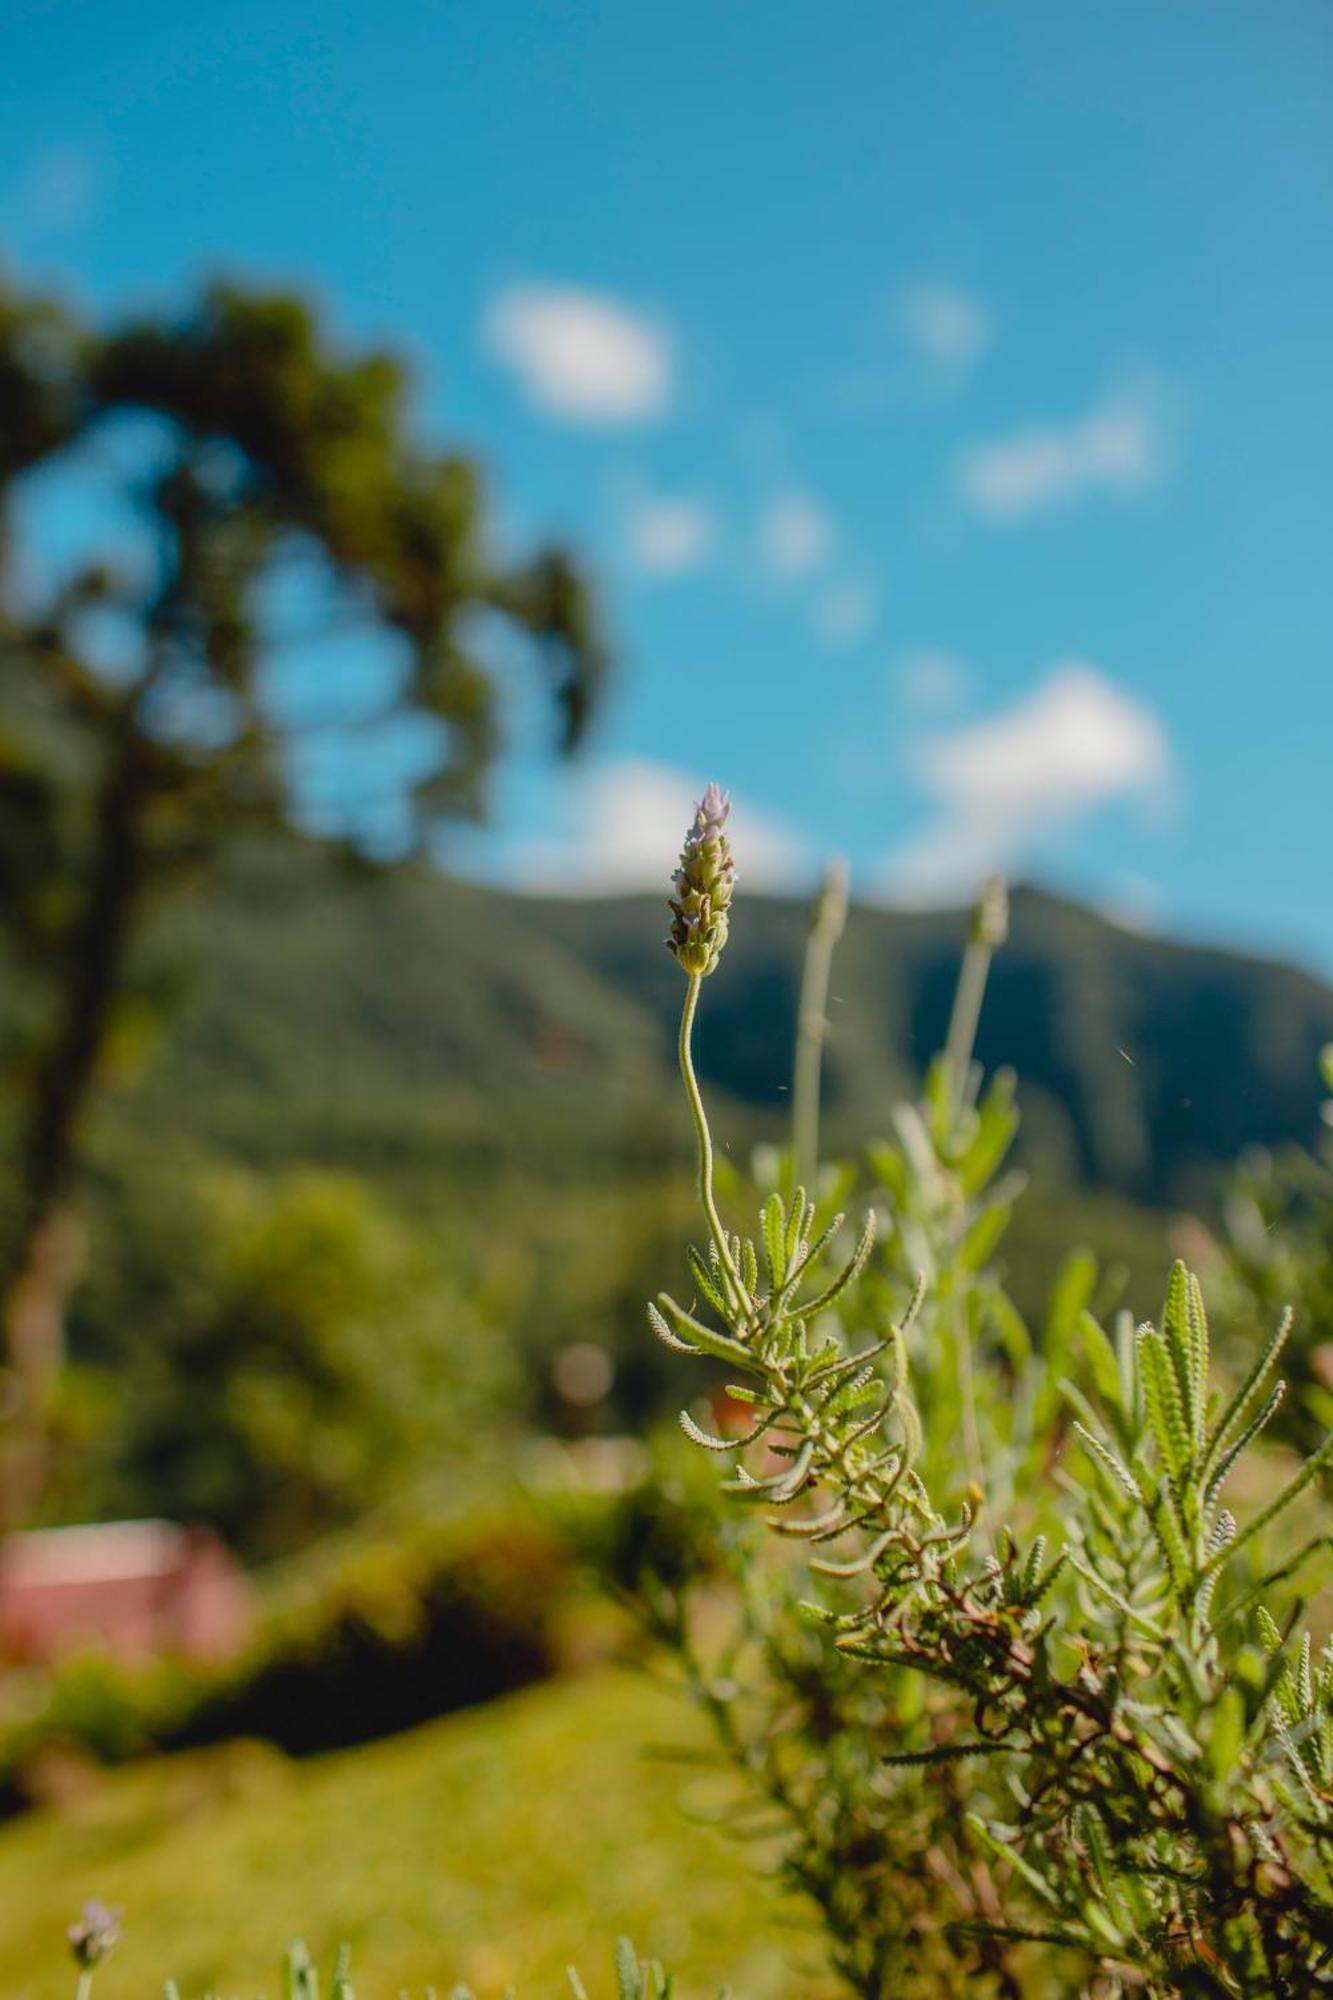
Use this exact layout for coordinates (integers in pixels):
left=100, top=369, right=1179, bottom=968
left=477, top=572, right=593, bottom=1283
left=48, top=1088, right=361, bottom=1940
left=0, top=1520, right=252, bottom=1665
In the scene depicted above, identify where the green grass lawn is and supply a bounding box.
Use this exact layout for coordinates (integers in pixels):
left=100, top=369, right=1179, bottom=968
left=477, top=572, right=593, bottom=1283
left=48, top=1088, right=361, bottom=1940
left=0, top=1666, right=840, bottom=1999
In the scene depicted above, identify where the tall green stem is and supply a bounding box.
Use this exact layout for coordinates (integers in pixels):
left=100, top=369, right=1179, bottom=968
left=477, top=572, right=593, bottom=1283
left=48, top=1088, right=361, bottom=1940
left=952, top=1291, right=985, bottom=1503
left=942, top=935, right=993, bottom=1125
left=941, top=906, right=1000, bottom=1503
left=679, top=973, right=752, bottom=1317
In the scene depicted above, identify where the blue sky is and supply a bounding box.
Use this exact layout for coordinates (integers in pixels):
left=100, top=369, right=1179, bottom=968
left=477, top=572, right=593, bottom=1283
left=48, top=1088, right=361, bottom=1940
left=4, top=1, right=1332, bottom=967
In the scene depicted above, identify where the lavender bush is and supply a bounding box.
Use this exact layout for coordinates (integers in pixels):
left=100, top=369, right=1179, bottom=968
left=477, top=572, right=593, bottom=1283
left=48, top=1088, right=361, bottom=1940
left=640, top=786, right=1333, bottom=1997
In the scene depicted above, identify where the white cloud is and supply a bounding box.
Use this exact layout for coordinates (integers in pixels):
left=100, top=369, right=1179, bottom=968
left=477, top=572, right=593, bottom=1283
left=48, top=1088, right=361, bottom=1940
left=957, top=383, right=1171, bottom=523
left=488, top=757, right=810, bottom=895
left=900, top=282, right=991, bottom=376
left=757, top=489, right=832, bottom=577
left=482, top=283, right=673, bottom=426
left=880, top=662, right=1173, bottom=902
left=896, top=648, right=972, bottom=716
left=623, top=492, right=714, bottom=576
left=813, top=580, right=878, bottom=648
left=0, top=145, right=99, bottom=241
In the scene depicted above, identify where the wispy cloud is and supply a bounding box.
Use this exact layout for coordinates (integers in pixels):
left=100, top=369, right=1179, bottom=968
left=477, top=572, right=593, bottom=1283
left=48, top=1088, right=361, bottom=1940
left=813, top=579, right=878, bottom=648
left=956, top=382, right=1172, bottom=523
left=757, top=488, right=833, bottom=577
left=483, top=757, right=809, bottom=894
left=880, top=662, right=1174, bottom=902
left=622, top=491, right=715, bottom=576
left=0, top=144, right=99, bottom=243
left=482, top=282, right=673, bottom=426
left=824, top=278, right=990, bottom=415
left=899, top=282, right=991, bottom=378
left=895, top=648, right=972, bottom=716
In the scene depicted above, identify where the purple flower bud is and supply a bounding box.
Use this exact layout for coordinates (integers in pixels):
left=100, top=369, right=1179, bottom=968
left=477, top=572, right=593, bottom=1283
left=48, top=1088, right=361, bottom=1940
left=68, top=1902, right=121, bottom=1970
left=694, top=782, right=730, bottom=835
left=667, top=782, right=735, bottom=976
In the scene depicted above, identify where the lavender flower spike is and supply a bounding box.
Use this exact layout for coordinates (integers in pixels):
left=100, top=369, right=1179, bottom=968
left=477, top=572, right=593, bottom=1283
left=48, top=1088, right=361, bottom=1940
left=68, top=1902, right=121, bottom=1970
left=667, top=782, right=736, bottom=977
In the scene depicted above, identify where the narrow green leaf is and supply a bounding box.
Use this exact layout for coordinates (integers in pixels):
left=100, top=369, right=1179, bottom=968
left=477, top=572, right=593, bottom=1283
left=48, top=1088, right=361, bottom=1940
left=1204, top=1308, right=1293, bottom=1479
left=1079, top=1312, right=1123, bottom=1414
left=882, top=1738, right=1016, bottom=1766
left=1073, top=1421, right=1144, bottom=1503
left=1160, top=1261, right=1199, bottom=1443
left=958, top=1199, right=1011, bottom=1273
left=1205, top=1381, right=1285, bottom=1508
left=1203, top=1428, right=1333, bottom=1578
left=957, top=1071, right=1019, bottom=1196
left=653, top=1293, right=752, bottom=1365
left=1048, top=1250, right=1098, bottom=1349
left=799, top=1209, right=877, bottom=1316
left=1186, top=1271, right=1210, bottom=1444
left=967, top=1815, right=1063, bottom=1907
left=686, top=1245, right=728, bottom=1316
left=1137, top=1324, right=1191, bottom=1482
left=615, top=1937, right=641, bottom=2000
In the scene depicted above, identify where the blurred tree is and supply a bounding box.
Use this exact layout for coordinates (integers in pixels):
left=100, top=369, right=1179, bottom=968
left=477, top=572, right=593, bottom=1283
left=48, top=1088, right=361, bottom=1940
left=60, top=1166, right=511, bottom=1559
left=0, top=273, right=607, bottom=1520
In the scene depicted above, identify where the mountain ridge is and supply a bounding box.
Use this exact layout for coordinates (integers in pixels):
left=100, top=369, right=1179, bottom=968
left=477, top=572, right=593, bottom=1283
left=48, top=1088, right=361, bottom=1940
left=110, top=844, right=1333, bottom=1214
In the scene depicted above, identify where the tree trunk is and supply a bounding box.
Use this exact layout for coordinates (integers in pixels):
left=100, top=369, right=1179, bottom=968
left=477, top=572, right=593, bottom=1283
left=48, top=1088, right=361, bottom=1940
left=0, top=740, right=145, bottom=1526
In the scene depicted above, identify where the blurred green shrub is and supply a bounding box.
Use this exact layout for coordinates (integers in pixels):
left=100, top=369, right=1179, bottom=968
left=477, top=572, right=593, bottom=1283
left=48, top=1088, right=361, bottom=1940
left=1212, top=1046, right=1333, bottom=1457
left=178, top=1508, right=570, bottom=1755
left=0, top=1502, right=574, bottom=1807
left=56, top=1164, right=513, bottom=1558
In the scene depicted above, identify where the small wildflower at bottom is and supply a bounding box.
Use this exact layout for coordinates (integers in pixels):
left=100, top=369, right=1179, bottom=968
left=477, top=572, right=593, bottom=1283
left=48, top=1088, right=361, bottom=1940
left=68, top=1902, right=121, bottom=1971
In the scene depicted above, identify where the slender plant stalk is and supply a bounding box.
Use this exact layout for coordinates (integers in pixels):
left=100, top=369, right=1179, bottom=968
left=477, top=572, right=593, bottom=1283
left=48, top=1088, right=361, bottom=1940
left=944, top=934, right=991, bottom=1496
left=952, top=1293, right=985, bottom=1503
left=942, top=874, right=1007, bottom=1120
left=941, top=878, right=1007, bottom=1499
left=791, top=859, right=849, bottom=1196
left=943, top=934, right=993, bottom=1123
left=679, top=972, right=752, bottom=1316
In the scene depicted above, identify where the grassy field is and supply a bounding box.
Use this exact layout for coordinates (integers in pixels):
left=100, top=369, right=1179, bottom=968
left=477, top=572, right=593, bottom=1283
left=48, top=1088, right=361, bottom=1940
left=0, top=1665, right=839, bottom=1999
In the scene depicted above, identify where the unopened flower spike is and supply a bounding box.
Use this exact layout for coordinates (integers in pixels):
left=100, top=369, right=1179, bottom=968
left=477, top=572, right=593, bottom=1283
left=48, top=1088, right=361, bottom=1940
left=666, top=782, right=735, bottom=977
left=68, top=1901, right=121, bottom=1971
left=971, top=871, right=1009, bottom=950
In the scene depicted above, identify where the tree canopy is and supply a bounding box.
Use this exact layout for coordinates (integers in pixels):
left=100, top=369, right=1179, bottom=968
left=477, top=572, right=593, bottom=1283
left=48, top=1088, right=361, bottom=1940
left=0, top=271, right=608, bottom=1515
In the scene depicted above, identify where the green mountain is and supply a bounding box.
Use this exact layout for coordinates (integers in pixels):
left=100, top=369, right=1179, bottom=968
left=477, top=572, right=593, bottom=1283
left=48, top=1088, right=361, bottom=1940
left=8, top=835, right=1315, bottom=1446
left=117, top=842, right=1333, bottom=1214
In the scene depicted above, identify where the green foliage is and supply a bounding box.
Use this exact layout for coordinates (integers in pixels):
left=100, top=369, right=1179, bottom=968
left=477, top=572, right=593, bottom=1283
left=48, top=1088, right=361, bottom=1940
left=79, top=841, right=1333, bottom=1219
left=62, top=1920, right=709, bottom=2000
left=642, top=836, right=1333, bottom=1997
left=0, top=267, right=606, bottom=1514
left=61, top=1163, right=510, bottom=1557
left=1213, top=1047, right=1333, bottom=1460
left=0, top=1504, right=573, bottom=1800
left=75, top=1934, right=710, bottom=2000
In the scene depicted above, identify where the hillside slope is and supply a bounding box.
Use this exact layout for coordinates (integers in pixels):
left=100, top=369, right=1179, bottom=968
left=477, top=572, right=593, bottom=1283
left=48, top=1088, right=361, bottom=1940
left=114, top=843, right=1333, bottom=1211
left=0, top=1667, right=837, bottom=1998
